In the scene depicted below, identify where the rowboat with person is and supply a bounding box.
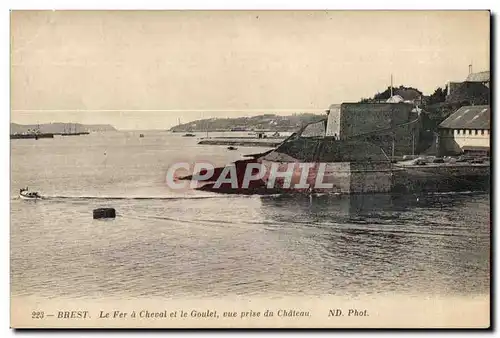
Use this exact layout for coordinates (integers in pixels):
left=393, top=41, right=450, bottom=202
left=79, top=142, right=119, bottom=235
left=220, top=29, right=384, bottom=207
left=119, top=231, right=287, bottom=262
left=19, top=187, right=42, bottom=200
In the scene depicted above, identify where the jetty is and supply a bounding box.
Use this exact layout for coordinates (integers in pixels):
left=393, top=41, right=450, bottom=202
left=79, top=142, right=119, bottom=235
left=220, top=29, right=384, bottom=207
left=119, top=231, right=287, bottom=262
left=198, top=137, right=285, bottom=148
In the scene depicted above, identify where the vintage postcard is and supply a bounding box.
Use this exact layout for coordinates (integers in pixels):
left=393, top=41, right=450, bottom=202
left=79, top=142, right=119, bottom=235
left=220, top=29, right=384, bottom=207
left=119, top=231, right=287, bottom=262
left=10, top=10, right=490, bottom=328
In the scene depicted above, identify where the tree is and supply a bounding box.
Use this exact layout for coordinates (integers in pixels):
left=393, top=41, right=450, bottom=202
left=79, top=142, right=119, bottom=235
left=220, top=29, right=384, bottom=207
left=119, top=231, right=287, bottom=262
left=360, top=85, right=424, bottom=102
left=427, top=86, right=447, bottom=105
left=373, top=87, right=394, bottom=101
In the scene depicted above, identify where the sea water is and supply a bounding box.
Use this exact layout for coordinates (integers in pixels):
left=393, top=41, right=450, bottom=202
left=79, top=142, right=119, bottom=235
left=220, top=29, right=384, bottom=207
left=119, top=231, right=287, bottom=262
left=10, top=131, right=490, bottom=300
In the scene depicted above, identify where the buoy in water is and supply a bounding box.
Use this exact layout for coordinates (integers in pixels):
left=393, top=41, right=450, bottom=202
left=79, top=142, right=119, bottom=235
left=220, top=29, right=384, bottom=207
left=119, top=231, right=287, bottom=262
left=93, top=208, right=116, bottom=219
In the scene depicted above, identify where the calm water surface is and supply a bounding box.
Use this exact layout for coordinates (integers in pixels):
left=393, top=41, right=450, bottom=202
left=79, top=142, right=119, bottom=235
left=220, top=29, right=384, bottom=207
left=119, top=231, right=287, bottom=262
left=10, top=131, right=490, bottom=300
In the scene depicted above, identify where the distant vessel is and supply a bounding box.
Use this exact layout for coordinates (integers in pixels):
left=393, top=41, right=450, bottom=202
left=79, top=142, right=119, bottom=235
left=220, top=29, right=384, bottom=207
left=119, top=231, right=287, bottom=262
left=19, top=188, right=42, bottom=200
left=10, top=133, right=54, bottom=140
left=183, top=133, right=196, bottom=137
left=10, top=125, right=54, bottom=140
left=139, top=133, right=144, bottom=138
left=61, top=123, right=73, bottom=136
left=60, top=123, right=89, bottom=136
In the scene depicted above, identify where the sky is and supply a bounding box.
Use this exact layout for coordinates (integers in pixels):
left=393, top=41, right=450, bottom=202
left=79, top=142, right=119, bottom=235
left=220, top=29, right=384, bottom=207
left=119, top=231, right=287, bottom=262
left=10, top=10, right=490, bottom=130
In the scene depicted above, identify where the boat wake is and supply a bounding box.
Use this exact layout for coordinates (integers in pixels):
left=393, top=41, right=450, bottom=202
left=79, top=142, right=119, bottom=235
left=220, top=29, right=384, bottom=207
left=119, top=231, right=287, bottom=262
left=12, top=189, right=485, bottom=202
left=13, top=194, right=263, bottom=201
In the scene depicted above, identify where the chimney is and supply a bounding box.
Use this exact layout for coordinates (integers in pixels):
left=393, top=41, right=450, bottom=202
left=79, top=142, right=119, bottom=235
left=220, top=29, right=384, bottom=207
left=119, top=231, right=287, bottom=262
left=469, top=64, right=473, bottom=75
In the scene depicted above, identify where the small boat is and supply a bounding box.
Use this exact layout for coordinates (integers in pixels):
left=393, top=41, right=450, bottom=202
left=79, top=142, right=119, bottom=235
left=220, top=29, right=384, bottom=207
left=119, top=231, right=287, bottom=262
left=139, top=134, right=144, bottom=138
left=183, top=133, right=196, bottom=137
left=19, top=188, right=42, bottom=200
left=227, top=146, right=238, bottom=150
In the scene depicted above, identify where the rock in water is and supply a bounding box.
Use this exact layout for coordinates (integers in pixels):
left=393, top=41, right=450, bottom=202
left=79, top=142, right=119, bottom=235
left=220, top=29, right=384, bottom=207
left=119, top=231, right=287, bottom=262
left=93, top=208, right=116, bottom=219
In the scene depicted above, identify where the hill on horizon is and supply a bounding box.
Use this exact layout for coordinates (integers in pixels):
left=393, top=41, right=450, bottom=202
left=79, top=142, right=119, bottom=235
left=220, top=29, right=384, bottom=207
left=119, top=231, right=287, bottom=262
left=169, top=112, right=328, bottom=133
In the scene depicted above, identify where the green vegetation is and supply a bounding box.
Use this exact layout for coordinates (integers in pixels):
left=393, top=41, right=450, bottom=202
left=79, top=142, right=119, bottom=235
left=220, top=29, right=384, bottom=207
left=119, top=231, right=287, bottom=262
left=360, top=85, right=423, bottom=103
left=426, top=86, right=448, bottom=105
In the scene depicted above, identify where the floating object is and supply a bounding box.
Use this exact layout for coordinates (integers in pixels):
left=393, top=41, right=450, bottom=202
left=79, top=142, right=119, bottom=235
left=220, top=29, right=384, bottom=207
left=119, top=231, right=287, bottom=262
left=139, top=134, right=144, bottom=138
left=183, top=133, right=196, bottom=137
left=227, top=146, right=238, bottom=150
left=19, top=187, right=42, bottom=200
left=93, top=208, right=116, bottom=219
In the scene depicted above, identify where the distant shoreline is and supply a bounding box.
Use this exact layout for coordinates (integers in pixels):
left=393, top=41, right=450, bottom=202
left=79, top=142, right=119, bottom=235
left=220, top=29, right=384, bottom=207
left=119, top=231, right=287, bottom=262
left=10, top=122, right=117, bottom=134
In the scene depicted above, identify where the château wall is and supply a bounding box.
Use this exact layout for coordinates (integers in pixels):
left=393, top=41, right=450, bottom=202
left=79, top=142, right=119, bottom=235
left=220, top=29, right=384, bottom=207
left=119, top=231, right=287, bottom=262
left=325, top=103, right=421, bottom=156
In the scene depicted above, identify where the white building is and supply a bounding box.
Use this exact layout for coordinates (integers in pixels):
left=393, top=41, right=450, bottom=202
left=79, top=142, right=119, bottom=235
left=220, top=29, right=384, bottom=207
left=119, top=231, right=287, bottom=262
left=438, top=105, right=490, bottom=156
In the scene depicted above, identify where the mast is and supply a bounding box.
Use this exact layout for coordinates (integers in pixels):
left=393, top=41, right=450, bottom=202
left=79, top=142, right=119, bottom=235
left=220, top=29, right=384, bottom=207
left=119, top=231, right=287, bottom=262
left=390, top=74, right=393, bottom=97
left=203, top=112, right=208, bottom=138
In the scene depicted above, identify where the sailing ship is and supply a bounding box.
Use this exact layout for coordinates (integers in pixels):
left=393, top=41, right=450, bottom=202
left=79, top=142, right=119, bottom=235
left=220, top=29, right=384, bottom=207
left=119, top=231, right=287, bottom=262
left=61, top=123, right=76, bottom=136
left=60, top=123, right=90, bottom=136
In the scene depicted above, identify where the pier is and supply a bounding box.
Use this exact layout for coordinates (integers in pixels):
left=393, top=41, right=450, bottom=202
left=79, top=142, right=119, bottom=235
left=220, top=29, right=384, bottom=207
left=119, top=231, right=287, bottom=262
left=198, top=137, right=285, bottom=147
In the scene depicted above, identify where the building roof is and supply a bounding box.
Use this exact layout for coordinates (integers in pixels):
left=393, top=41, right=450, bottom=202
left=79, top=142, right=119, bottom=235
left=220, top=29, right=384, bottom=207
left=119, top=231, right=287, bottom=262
left=386, top=95, right=404, bottom=103
left=439, top=105, right=490, bottom=130
left=465, top=71, right=490, bottom=83
left=394, top=88, right=422, bottom=101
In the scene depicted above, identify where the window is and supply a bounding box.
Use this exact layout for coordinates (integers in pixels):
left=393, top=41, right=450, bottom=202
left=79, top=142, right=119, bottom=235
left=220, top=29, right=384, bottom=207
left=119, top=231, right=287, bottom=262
left=468, top=130, right=472, bottom=135
left=481, top=130, right=485, bottom=135
left=475, top=130, right=478, bottom=135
